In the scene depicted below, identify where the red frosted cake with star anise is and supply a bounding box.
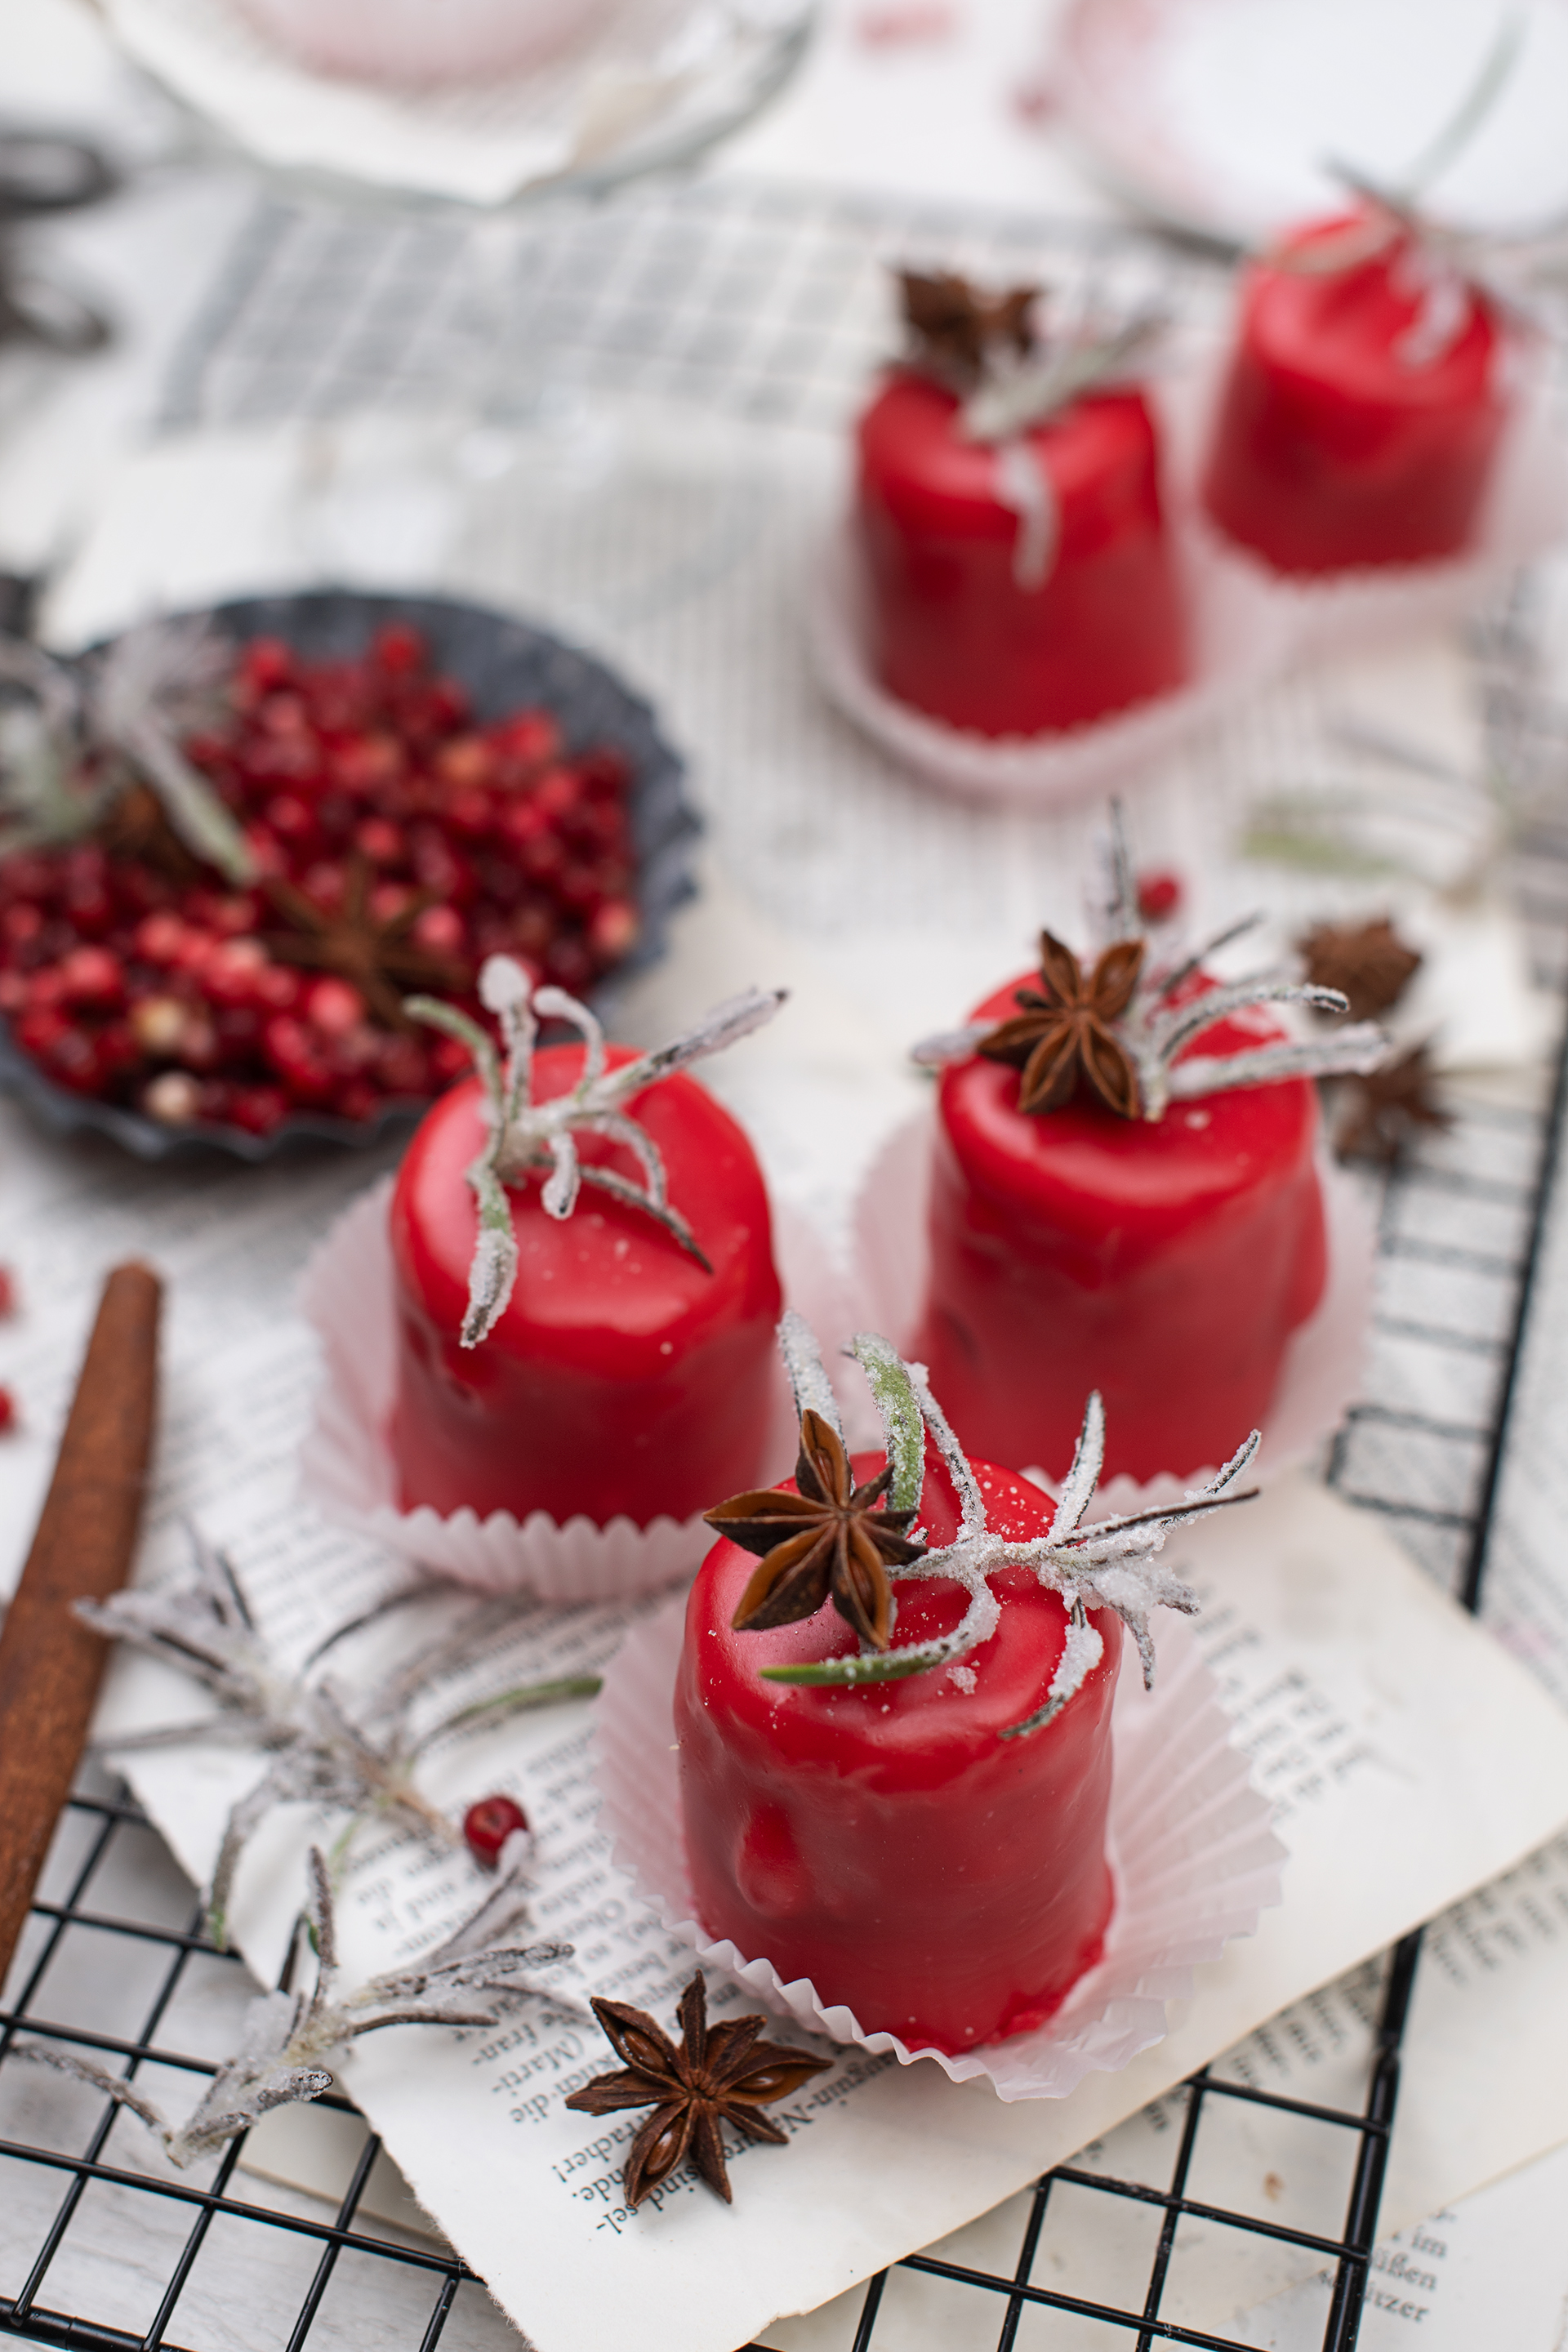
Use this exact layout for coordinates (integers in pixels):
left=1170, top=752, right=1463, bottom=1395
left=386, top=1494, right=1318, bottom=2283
left=910, top=827, right=1388, bottom=1483
left=855, top=271, right=1187, bottom=737
left=675, top=1318, right=1254, bottom=2053
left=388, top=956, right=786, bottom=1527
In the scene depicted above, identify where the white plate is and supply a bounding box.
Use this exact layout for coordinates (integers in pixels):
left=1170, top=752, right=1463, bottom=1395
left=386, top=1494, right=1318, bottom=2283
left=1049, top=0, right=1568, bottom=245
left=101, top=0, right=813, bottom=208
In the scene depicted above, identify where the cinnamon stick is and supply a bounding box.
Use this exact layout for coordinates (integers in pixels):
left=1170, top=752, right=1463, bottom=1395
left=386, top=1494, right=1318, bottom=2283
left=0, top=1261, right=162, bottom=1987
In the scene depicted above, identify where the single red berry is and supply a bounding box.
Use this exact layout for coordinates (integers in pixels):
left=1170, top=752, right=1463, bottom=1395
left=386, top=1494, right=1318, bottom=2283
left=434, top=736, right=494, bottom=791
left=589, top=899, right=639, bottom=964
left=305, top=977, right=368, bottom=1038
left=1136, top=870, right=1183, bottom=924
left=2, top=902, right=43, bottom=947
left=354, top=815, right=404, bottom=866
left=462, top=1794, right=528, bottom=1867
left=133, top=911, right=189, bottom=964
left=238, top=637, right=295, bottom=697
left=372, top=621, right=425, bottom=677
left=412, top=903, right=464, bottom=956
left=0, top=1385, right=17, bottom=1435
left=229, top=1083, right=290, bottom=1137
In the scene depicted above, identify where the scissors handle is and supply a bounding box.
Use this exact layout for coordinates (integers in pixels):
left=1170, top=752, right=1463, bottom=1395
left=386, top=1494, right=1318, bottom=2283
left=0, top=132, right=116, bottom=220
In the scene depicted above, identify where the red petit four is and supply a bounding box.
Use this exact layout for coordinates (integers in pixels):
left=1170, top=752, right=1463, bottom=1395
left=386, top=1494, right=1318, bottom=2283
left=389, top=957, right=785, bottom=1526
left=1202, top=211, right=1510, bottom=574
left=855, top=272, right=1186, bottom=737
left=676, top=1321, right=1254, bottom=2051
left=911, top=832, right=1388, bottom=1483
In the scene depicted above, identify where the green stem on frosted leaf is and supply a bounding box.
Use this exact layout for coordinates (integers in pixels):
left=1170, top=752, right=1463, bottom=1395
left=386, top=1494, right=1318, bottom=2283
left=750, top=1321, right=1258, bottom=1724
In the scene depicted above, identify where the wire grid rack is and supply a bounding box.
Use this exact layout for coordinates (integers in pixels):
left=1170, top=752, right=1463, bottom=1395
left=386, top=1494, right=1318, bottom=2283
left=156, top=173, right=1223, bottom=439
left=1, top=174, right=1565, bottom=2352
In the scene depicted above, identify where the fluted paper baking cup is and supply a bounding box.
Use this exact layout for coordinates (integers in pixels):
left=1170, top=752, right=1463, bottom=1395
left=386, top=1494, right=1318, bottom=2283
left=594, top=1595, right=1285, bottom=2099
left=297, top=1176, right=848, bottom=1603
left=843, top=1105, right=1374, bottom=1503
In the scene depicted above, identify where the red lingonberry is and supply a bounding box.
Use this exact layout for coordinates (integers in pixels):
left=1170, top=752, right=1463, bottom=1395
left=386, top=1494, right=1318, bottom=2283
left=354, top=815, right=404, bottom=866
left=238, top=637, right=294, bottom=696
left=434, top=736, right=494, bottom=791
left=46, top=1023, right=103, bottom=1092
left=145, top=1070, right=203, bottom=1125
left=133, top=911, right=189, bottom=964
left=1136, top=870, right=1183, bottom=924
left=369, top=881, right=416, bottom=925
left=228, top=1084, right=289, bottom=1137
left=376, top=1034, right=430, bottom=1095
left=589, top=899, right=639, bottom=963
left=0, top=1386, right=16, bottom=1434
left=462, top=1794, right=528, bottom=1867
left=2, top=902, right=43, bottom=946
left=132, top=995, right=189, bottom=1056
left=202, top=938, right=270, bottom=1006
left=372, top=621, right=424, bottom=676
left=412, top=903, right=464, bottom=956
left=492, top=710, right=559, bottom=767
left=305, top=978, right=368, bottom=1038
left=444, top=786, right=493, bottom=841
left=330, top=733, right=405, bottom=795
left=332, top=1077, right=379, bottom=1125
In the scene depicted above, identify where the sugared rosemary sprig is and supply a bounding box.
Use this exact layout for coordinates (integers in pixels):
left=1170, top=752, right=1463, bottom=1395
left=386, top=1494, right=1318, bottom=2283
left=0, top=618, right=254, bottom=884
left=13, top=1845, right=571, bottom=2169
left=78, top=1529, right=599, bottom=1945
left=727, top=1314, right=1255, bottom=1734
left=914, top=804, right=1389, bottom=1120
left=407, top=955, right=786, bottom=1348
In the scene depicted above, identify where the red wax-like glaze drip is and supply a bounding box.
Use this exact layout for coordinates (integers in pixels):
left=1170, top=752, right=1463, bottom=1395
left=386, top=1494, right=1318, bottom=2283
left=389, top=1044, right=782, bottom=1525
left=1202, top=218, right=1509, bottom=574
left=676, top=1449, right=1120, bottom=2055
left=915, top=976, right=1325, bottom=1486
left=855, top=372, right=1187, bottom=737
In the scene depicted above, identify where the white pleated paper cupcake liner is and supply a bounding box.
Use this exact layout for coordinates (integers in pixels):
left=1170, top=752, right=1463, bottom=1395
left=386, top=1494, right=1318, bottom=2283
left=297, top=1175, right=849, bottom=1603
left=811, top=347, right=1567, bottom=811
left=594, top=1596, right=1285, bottom=2100
left=842, top=1106, right=1374, bottom=1510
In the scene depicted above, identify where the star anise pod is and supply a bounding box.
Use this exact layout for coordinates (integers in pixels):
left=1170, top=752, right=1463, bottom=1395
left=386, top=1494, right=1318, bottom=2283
left=1298, top=917, right=1423, bottom=1023
left=900, top=270, right=1036, bottom=388
left=706, top=1409, right=926, bottom=1651
left=978, top=930, right=1144, bottom=1119
left=94, top=779, right=206, bottom=887
left=1333, top=1045, right=1450, bottom=1165
left=564, top=1973, right=831, bottom=2207
left=265, top=857, right=467, bottom=1030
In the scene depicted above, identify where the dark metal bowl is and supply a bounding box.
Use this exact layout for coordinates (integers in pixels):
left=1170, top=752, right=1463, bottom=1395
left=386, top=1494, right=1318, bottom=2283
left=0, top=587, right=700, bottom=1160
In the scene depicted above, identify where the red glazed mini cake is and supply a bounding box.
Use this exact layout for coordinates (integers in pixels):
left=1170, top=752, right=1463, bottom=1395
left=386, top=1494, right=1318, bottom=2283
left=855, top=272, right=1187, bottom=737
left=1201, top=210, right=1512, bottom=574
left=911, top=836, right=1388, bottom=1485
left=675, top=1321, right=1254, bottom=2053
left=389, top=956, right=786, bottom=1526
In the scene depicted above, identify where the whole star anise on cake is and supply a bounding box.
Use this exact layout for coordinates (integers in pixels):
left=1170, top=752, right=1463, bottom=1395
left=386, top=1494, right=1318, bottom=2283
left=705, top=1408, right=926, bottom=1651
left=1334, top=1043, right=1450, bottom=1165
left=900, top=270, right=1036, bottom=387
left=564, top=1972, right=831, bottom=2207
left=265, top=858, right=467, bottom=1030
left=1298, top=916, right=1423, bottom=1023
left=978, top=931, right=1144, bottom=1118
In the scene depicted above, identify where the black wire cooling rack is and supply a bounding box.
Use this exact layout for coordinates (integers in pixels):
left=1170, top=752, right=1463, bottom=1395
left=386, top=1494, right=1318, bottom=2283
left=4, top=175, right=1568, bottom=2352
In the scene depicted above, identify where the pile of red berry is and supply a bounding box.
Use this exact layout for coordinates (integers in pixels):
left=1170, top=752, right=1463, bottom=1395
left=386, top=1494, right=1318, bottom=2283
left=0, top=623, right=643, bottom=1139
